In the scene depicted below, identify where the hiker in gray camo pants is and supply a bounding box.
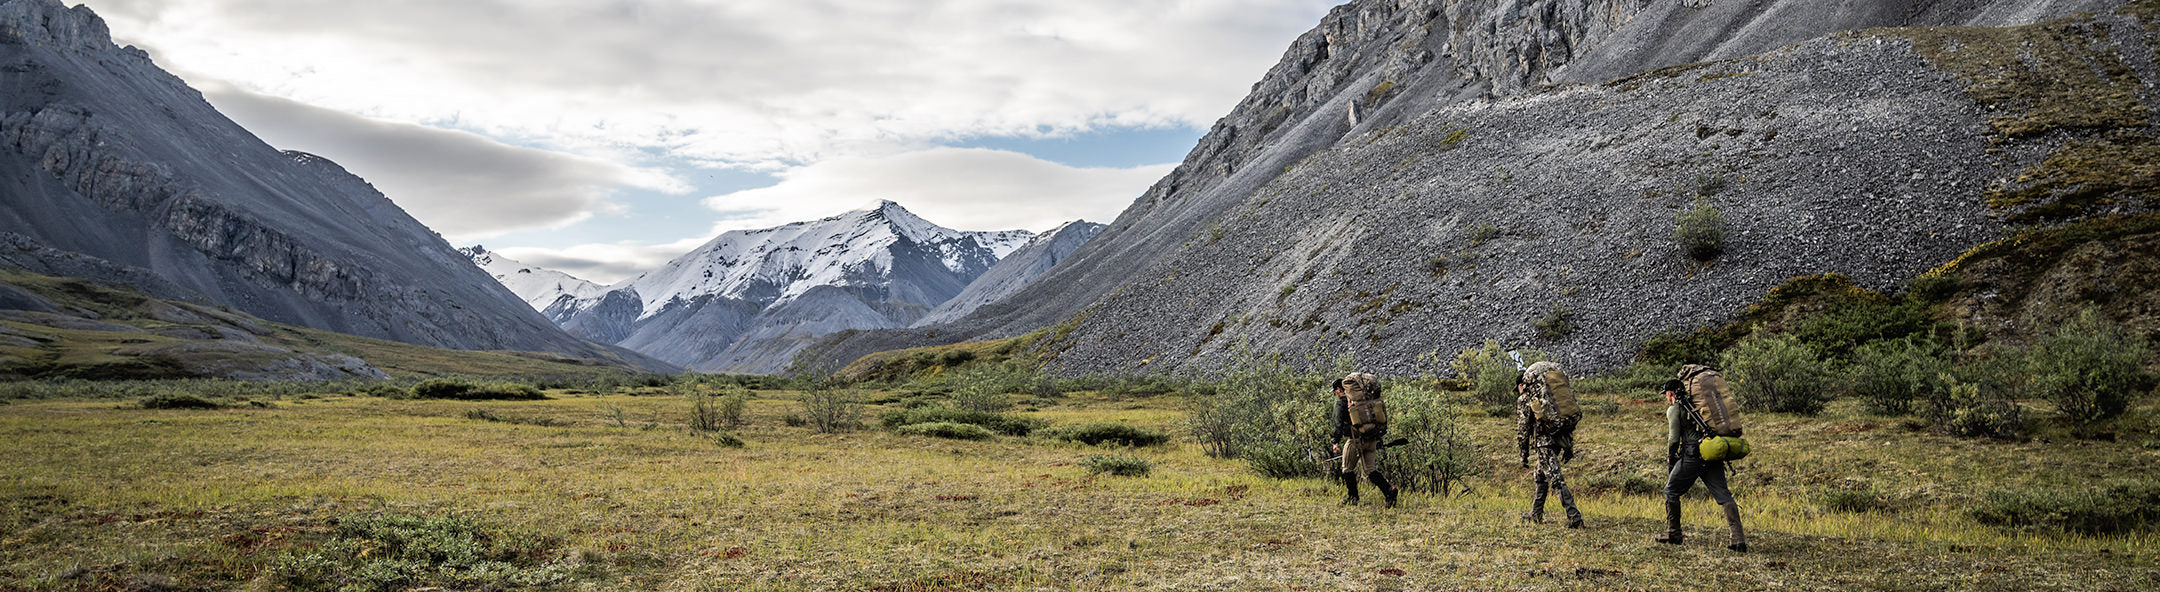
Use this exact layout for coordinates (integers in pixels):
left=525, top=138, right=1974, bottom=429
left=1655, top=379, right=1749, bottom=552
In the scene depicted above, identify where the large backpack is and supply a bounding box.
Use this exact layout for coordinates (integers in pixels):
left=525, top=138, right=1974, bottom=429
left=1343, top=372, right=1388, bottom=438
left=1522, top=361, right=1581, bottom=432
left=1677, top=364, right=1750, bottom=461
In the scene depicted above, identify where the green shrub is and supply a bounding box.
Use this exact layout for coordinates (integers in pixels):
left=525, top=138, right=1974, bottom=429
left=1242, top=440, right=1321, bottom=479
left=1971, top=481, right=2160, bottom=535
left=1533, top=305, right=1575, bottom=341
left=1925, top=379, right=2026, bottom=440
left=1376, top=385, right=1487, bottom=495
left=881, top=406, right=1045, bottom=436
left=462, top=408, right=566, bottom=427
left=1042, top=423, right=1169, bottom=447
left=2025, top=309, right=2155, bottom=427
left=1450, top=340, right=1546, bottom=406
left=711, top=432, right=746, bottom=448
left=797, top=387, right=864, bottom=433
left=896, top=421, right=998, bottom=441
left=715, top=386, right=751, bottom=428
left=1849, top=337, right=1950, bottom=416
left=1081, top=454, right=1152, bottom=477
left=1675, top=198, right=1725, bottom=261
left=139, top=393, right=223, bottom=410
left=1793, top=299, right=1943, bottom=361
left=1638, top=327, right=1731, bottom=367
left=269, top=513, right=573, bottom=592
left=410, top=378, right=545, bottom=401
left=1721, top=331, right=1836, bottom=415
left=1182, top=350, right=1337, bottom=463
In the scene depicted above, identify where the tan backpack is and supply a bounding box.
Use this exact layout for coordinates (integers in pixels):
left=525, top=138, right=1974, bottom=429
left=1343, top=372, right=1388, bottom=438
left=1522, top=361, right=1580, bottom=423
left=1678, top=364, right=1744, bottom=436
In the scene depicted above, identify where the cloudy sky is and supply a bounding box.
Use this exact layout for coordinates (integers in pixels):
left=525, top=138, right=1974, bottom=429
left=75, top=0, right=1341, bottom=282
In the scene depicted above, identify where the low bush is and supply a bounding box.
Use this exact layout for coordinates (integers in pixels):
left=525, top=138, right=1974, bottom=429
left=710, top=432, right=746, bottom=448
left=139, top=393, right=223, bottom=410
left=1533, top=305, right=1576, bottom=341
left=270, top=513, right=575, bottom=592
left=1042, top=423, right=1169, bottom=447
left=1971, top=481, right=2160, bottom=535
left=2025, top=309, right=2155, bottom=428
left=1721, top=331, right=1836, bottom=415
left=1925, top=380, right=2026, bottom=440
left=462, top=408, right=566, bottom=427
left=1451, top=340, right=1547, bottom=406
left=1849, top=337, right=1950, bottom=416
left=798, top=387, right=864, bottom=433
left=881, top=406, right=1045, bottom=436
left=410, top=378, right=545, bottom=401
left=1377, top=386, right=1487, bottom=495
left=1675, top=198, right=1725, bottom=261
left=897, top=421, right=998, bottom=441
left=1081, top=454, right=1152, bottom=477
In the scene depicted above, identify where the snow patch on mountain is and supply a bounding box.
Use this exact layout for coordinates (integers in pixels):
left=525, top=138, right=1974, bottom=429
left=463, top=246, right=607, bottom=312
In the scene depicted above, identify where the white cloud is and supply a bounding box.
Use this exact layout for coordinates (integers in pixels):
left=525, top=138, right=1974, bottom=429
left=493, top=238, right=709, bottom=286
left=505, top=147, right=1166, bottom=283
left=79, top=0, right=1338, bottom=165
left=195, top=81, right=683, bottom=241
left=702, top=148, right=1170, bottom=234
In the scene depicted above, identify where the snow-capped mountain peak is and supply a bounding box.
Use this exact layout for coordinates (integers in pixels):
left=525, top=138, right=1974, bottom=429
left=462, top=246, right=608, bottom=311
left=610, top=200, right=1031, bottom=320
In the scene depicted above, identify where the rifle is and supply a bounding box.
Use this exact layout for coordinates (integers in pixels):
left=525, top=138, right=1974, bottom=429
left=1322, top=437, right=1411, bottom=463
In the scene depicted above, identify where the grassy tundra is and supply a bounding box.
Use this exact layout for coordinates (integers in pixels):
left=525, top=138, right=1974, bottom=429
left=0, top=379, right=2153, bottom=591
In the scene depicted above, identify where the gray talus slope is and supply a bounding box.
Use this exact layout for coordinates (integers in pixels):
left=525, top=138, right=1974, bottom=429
left=797, top=0, right=2134, bottom=375
left=0, top=0, right=663, bottom=368
left=912, top=221, right=1104, bottom=328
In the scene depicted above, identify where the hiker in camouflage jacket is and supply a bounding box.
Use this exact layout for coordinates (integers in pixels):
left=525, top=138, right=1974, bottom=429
left=1515, top=361, right=1583, bottom=528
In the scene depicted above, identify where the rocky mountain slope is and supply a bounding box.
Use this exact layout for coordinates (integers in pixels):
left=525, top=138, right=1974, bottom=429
left=800, top=0, right=2150, bottom=377
left=913, top=220, right=1104, bottom=327
left=546, top=200, right=1037, bottom=373
left=0, top=0, right=665, bottom=370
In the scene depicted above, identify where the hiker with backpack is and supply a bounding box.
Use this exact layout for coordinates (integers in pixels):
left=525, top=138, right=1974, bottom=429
left=1330, top=372, right=1399, bottom=508
left=1515, top=361, right=1584, bottom=528
left=1656, top=365, right=1751, bottom=552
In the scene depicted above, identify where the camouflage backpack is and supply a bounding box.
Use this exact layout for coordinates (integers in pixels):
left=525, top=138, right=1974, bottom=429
left=1343, top=372, right=1388, bottom=438
left=1677, top=364, right=1751, bottom=461
left=1522, top=361, right=1581, bottom=434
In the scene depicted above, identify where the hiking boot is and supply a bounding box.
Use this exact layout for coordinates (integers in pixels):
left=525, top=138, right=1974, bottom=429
left=1370, top=474, right=1398, bottom=509
left=1653, top=501, right=1683, bottom=544
left=1565, top=516, right=1584, bottom=529
left=1520, top=511, right=1543, bottom=524
left=1723, top=503, right=1749, bottom=553
left=1341, top=479, right=1360, bottom=506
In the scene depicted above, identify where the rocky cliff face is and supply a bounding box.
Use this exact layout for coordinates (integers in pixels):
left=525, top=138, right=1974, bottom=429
left=800, top=0, right=2145, bottom=377
left=0, top=0, right=664, bottom=369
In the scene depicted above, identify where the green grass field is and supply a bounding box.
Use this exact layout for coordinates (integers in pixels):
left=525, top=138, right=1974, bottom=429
left=1, top=386, right=2153, bottom=591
